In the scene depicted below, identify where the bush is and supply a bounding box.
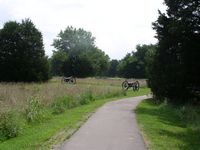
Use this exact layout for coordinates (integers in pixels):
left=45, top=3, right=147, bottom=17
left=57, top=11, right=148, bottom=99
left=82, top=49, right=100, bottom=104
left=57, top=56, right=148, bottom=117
left=67, top=97, right=79, bottom=109
left=51, top=96, right=68, bottom=114
left=25, top=96, right=46, bottom=123
left=78, top=91, right=95, bottom=105
left=51, top=92, right=95, bottom=115
left=0, top=111, right=21, bottom=141
left=51, top=96, right=78, bottom=114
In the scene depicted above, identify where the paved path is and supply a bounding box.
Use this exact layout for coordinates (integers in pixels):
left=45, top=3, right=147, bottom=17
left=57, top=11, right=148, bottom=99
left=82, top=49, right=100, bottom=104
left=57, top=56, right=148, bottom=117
left=59, top=95, right=148, bottom=150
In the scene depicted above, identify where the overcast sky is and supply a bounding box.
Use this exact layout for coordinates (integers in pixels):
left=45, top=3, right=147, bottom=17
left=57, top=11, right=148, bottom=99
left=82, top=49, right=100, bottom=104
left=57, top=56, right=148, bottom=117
left=0, top=0, right=166, bottom=60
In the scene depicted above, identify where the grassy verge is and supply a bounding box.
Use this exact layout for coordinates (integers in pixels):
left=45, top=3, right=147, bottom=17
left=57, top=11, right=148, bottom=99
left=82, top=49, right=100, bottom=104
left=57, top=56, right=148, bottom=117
left=0, top=88, right=150, bottom=150
left=135, top=99, right=200, bottom=150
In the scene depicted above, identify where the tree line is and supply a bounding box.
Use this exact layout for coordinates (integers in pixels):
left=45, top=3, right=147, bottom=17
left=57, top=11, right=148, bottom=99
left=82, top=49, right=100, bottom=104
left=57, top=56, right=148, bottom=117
left=50, top=26, right=154, bottom=78
left=0, top=20, right=151, bottom=81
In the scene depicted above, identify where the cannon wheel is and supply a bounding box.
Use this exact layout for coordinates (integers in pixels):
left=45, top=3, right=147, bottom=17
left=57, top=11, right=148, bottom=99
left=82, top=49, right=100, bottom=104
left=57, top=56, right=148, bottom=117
left=133, top=81, right=140, bottom=91
left=69, top=77, right=76, bottom=84
left=122, top=80, right=129, bottom=91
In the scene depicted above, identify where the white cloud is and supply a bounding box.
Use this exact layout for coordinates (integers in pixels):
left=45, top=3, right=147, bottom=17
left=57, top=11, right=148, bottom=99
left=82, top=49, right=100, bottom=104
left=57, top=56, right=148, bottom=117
left=0, top=0, right=166, bottom=59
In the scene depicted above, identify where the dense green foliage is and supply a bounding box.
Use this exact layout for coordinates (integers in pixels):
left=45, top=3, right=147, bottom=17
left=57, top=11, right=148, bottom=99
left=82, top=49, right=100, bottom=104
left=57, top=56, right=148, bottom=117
left=49, top=51, right=67, bottom=76
left=0, top=19, right=49, bottom=82
left=26, top=97, right=47, bottom=123
left=148, top=0, right=200, bottom=104
left=0, top=111, right=21, bottom=141
left=107, top=59, right=119, bottom=77
left=51, top=27, right=109, bottom=77
left=118, top=44, right=156, bottom=78
left=49, top=27, right=155, bottom=78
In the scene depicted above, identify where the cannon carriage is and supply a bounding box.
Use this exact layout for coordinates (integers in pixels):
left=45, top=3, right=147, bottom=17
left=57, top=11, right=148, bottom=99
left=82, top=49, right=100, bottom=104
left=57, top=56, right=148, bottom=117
left=61, top=76, right=76, bottom=84
left=122, top=80, right=140, bottom=91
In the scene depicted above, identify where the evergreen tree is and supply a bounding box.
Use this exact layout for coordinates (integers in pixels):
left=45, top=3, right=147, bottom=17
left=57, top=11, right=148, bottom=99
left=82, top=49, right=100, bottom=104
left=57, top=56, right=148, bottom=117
left=150, top=0, right=200, bottom=103
left=0, top=19, right=49, bottom=82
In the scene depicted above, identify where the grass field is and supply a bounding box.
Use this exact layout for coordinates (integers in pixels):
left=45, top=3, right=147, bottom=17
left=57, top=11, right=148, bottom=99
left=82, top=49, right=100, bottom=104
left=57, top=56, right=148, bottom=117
left=0, top=77, right=150, bottom=149
left=136, top=99, right=200, bottom=150
left=0, top=77, right=147, bottom=111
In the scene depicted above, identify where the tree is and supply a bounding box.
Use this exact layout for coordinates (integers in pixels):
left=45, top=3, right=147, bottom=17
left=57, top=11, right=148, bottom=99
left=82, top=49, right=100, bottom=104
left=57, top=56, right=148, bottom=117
left=118, top=44, right=153, bottom=78
left=0, top=19, right=49, bottom=82
left=107, top=59, right=119, bottom=77
left=87, top=48, right=110, bottom=76
left=150, top=0, right=200, bottom=104
left=144, top=45, right=157, bottom=85
left=50, top=51, right=68, bottom=76
left=118, top=53, right=137, bottom=78
left=51, top=26, right=109, bottom=77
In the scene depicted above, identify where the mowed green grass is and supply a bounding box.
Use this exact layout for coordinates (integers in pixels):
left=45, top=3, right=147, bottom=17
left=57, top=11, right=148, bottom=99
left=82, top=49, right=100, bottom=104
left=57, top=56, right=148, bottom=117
left=0, top=99, right=108, bottom=150
left=135, top=99, right=200, bottom=150
left=0, top=83, right=150, bottom=149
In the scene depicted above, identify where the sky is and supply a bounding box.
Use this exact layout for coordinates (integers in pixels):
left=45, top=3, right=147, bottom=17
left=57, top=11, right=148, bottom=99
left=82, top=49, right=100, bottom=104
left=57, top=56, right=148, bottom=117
left=0, top=0, right=166, bottom=60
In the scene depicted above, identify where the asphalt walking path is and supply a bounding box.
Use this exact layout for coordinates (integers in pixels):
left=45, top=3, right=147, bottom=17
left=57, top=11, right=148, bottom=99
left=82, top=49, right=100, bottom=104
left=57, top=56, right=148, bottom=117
left=60, top=95, right=148, bottom=150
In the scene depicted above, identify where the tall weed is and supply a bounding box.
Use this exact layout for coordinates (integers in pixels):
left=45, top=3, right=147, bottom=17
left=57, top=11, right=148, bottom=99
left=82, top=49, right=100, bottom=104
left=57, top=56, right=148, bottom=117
left=78, top=91, right=95, bottom=105
left=25, top=96, right=46, bottom=123
left=51, top=96, right=75, bottom=114
left=0, top=111, right=21, bottom=141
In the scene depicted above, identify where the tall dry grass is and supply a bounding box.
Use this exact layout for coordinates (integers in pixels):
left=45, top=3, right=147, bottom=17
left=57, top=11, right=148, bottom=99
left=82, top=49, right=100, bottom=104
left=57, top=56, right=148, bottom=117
left=0, top=77, right=146, bottom=111
left=77, top=77, right=147, bottom=87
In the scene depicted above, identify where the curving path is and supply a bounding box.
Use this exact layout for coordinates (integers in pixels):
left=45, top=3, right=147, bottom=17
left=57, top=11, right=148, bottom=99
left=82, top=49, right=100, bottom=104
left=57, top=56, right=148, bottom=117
left=59, top=95, right=148, bottom=150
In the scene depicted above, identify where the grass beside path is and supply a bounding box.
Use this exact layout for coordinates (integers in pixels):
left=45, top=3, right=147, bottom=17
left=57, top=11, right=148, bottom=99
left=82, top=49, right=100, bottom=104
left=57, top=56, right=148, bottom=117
left=135, top=99, right=200, bottom=150
left=0, top=88, right=150, bottom=150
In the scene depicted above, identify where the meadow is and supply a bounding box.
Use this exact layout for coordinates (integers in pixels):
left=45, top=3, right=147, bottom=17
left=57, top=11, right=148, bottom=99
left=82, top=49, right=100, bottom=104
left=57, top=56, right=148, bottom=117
left=0, top=77, right=146, bottom=110
left=0, top=77, right=150, bottom=149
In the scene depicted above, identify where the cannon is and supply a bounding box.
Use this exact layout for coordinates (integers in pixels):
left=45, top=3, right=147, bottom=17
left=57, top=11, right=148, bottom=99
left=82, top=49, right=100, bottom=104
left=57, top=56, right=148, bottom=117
left=61, top=76, right=76, bottom=84
left=122, top=80, right=140, bottom=91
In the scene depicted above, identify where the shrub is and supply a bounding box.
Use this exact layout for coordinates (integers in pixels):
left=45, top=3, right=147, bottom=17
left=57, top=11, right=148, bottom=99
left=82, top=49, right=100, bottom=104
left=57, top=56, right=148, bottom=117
left=51, top=96, right=68, bottom=114
left=67, top=97, right=79, bottom=109
left=25, top=96, right=45, bottom=123
left=0, top=111, right=21, bottom=141
left=78, top=91, right=95, bottom=105
left=51, top=96, right=78, bottom=114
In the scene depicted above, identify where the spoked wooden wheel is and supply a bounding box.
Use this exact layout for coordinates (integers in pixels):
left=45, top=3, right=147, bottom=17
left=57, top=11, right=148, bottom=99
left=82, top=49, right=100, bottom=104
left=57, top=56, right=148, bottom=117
left=133, top=81, right=140, bottom=91
left=122, top=80, right=129, bottom=91
left=69, top=78, right=76, bottom=84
